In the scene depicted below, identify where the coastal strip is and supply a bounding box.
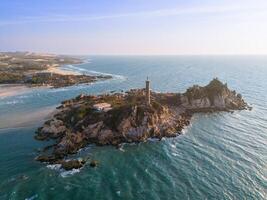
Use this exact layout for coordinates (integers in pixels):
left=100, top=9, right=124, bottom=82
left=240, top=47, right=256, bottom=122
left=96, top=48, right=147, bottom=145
left=0, top=52, right=112, bottom=88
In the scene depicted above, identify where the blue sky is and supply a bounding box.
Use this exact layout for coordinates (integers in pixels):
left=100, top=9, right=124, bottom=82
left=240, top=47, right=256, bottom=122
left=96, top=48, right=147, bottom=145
left=1, top=0, right=267, bottom=55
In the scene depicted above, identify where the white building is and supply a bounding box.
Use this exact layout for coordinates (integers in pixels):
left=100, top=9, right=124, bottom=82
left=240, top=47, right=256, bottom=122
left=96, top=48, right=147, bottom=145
left=93, top=103, right=112, bottom=112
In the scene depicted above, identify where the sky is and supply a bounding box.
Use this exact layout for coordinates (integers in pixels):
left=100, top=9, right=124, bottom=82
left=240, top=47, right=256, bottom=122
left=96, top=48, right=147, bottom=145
left=1, top=0, right=267, bottom=55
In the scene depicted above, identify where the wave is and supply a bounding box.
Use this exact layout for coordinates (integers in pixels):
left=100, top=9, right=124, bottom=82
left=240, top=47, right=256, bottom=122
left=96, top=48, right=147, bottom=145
left=62, top=64, right=126, bottom=81
left=46, top=163, right=81, bottom=178
left=60, top=168, right=81, bottom=178
left=47, top=164, right=61, bottom=170
left=171, top=152, right=179, bottom=157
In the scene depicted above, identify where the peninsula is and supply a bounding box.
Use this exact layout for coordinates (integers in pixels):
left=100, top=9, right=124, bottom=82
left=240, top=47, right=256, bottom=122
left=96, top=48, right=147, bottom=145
left=35, top=78, right=250, bottom=170
left=0, top=52, right=111, bottom=88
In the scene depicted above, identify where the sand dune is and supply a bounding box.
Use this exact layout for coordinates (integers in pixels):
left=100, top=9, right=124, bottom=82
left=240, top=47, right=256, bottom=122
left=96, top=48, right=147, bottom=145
left=44, top=66, right=81, bottom=75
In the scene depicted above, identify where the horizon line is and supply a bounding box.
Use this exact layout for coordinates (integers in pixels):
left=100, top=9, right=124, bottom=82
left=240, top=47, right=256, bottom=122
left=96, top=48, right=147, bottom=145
left=2, top=51, right=267, bottom=56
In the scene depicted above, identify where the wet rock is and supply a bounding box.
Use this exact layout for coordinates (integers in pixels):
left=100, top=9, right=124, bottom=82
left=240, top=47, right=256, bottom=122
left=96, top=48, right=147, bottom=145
left=35, top=155, right=56, bottom=163
left=90, top=160, right=99, bottom=168
left=61, top=159, right=85, bottom=171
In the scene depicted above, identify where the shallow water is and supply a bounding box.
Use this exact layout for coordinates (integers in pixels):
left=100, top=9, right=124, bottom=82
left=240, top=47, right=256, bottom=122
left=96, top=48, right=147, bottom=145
left=0, top=56, right=266, bottom=199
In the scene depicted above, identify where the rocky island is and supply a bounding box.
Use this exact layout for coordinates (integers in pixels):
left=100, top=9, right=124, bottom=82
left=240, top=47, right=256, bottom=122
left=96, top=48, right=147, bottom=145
left=35, top=78, right=250, bottom=170
left=0, top=52, right=111, bottom=88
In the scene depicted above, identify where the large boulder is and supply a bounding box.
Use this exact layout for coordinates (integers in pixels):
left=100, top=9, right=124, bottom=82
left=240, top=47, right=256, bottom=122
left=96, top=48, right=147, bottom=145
left=61, top=159, right=85, bottom=170
left=39, top=119, right=67, bottom=138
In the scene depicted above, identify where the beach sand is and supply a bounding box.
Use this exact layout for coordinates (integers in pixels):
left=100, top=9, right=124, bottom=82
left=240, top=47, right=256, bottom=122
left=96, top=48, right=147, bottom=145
left=44, top=66, right=81, bottom=75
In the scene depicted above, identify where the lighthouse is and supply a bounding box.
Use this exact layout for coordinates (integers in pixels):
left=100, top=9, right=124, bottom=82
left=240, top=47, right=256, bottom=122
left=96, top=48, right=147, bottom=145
left=145, top=77, right=151, bottom=105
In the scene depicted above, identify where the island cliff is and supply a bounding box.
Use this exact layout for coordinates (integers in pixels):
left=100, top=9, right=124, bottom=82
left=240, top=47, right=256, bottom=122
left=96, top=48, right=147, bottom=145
left=35, top=78, right=250, bottom=170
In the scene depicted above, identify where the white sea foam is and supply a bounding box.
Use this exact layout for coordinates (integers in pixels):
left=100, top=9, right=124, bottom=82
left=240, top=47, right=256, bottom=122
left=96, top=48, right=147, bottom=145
left=63, top=64, right=126, bottom=81
left=60, top=168, right=81, bottom=178
left=181, top=125, right=191, bottom=134
left=172, top=152, right=179, bottom=157
left=46, top=164, right=61, bottom=170
left=148, top=138, right=160, bottom=142
left=46, top=163, right=82, bottom=178
left=119, top=144, right=125, bottom=152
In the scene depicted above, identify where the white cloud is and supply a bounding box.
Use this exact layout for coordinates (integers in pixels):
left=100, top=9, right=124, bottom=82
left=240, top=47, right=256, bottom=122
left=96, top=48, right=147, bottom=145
left=0, top=3, right=266, bottom=26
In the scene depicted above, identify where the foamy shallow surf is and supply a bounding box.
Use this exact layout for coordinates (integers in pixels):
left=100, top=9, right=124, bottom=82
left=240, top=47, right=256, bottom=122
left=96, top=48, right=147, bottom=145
left=62, top=64, right=126, bottom=81
left=60, top=168, right=81, bottom=178
left=46, top=164, right=81, bottom=178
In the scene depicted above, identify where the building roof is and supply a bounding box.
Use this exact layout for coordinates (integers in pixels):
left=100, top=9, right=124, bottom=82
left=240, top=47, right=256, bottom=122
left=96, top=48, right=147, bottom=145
left=93, top=103, right=112, bottom=111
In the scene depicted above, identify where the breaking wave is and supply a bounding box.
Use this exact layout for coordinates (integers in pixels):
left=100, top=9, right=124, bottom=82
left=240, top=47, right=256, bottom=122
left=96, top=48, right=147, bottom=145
left=46, top=163, right=81, bottom=178
left=62, top=64, right=126, bottom=81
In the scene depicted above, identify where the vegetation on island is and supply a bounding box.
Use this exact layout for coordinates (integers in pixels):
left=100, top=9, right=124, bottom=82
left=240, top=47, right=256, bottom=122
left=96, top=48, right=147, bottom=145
left=34, top=78, right=250, bottom=171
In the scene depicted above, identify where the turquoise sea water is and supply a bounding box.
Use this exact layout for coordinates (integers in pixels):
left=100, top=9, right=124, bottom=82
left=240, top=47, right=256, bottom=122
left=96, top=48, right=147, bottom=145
left=0, top=56, right=266, bottom=200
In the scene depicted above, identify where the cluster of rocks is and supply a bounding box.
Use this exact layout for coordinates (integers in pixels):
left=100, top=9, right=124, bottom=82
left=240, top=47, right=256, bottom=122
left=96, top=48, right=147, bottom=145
left=35, top=78, right=250, bottom=170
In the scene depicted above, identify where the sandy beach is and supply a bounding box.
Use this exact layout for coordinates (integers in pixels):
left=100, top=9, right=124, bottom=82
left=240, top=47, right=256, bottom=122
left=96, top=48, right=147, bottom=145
left=44, top=66, right=81, bottom=76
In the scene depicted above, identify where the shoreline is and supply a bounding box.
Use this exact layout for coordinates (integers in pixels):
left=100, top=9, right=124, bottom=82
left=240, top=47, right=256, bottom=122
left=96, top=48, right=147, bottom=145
left=44, top=65, right=82, bottom=76
left=0, top=58, right=108, bottom=98
left=0, top=52, right=112, bottom=89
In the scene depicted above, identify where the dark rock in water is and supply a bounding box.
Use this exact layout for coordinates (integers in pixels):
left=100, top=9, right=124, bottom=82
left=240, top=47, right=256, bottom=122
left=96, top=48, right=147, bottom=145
left=61, top=159, right=85, bottom=171
left=34, top=78, right=250, bottom=167
left=90, top=160, right=99, bottom=168
left=35, top=155, right=57, bottom=163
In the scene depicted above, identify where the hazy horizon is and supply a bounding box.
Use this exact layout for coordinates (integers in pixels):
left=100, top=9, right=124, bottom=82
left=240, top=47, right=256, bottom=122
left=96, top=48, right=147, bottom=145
left=1, top=0, right=267, bottom=55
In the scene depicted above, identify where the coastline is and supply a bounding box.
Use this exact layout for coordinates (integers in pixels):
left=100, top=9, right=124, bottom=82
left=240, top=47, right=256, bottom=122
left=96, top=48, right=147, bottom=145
left=0, top=65, right=82, bottom=99
left=0, top=53, right=112, bottom=88
left=44, top=65, right=82, bottom=76
left=0, top=58, right=96, bottom=98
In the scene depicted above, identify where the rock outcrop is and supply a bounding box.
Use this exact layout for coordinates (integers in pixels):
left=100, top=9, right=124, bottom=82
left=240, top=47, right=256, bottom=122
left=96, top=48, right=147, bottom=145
left=35, top=78, right=250, bottom=169
left=182, top=78, right=247, bottom=111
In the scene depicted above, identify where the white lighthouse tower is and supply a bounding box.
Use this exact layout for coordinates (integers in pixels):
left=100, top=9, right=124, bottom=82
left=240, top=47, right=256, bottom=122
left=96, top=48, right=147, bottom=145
left=145, top=77, right=151, bottom=105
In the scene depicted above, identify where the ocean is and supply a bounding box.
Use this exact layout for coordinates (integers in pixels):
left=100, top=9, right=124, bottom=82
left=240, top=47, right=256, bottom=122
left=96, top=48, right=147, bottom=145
left=0, top=56, right=266, bottom=199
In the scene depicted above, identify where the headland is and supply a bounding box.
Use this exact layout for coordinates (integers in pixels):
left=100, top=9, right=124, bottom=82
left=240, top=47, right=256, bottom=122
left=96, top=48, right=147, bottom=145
left=35, top=78, right=251, bottom=170
left=0, top=52, right=111, bottom=89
